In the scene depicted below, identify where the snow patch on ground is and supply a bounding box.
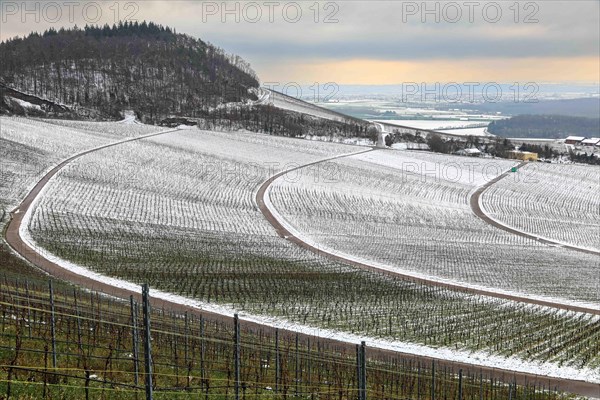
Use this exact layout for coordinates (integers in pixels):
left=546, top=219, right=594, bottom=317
left=13, top=99, right=42, bottom=111
left=304, top=134, right=374, bottom=147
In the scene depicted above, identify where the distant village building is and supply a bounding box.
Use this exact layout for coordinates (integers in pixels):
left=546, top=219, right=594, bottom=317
left=564, top=136, right=586, bottom=145
left=581, top=138, right=600, bottom=147
left=507, top=150, right=538, bottom=161
left=455, top=148, right=481, bottom=157
left=406, top=143, right=430, bottom=151
left=577, top=138, right=600, bottom=157
left=390, top=143, right=430, bottom=151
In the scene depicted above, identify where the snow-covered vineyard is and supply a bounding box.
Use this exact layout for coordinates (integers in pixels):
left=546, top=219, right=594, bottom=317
left=269, top=150, right=600, bottom=305
left=481, top=162, right=600, bottom=251
left=266, top=89, right=358, bottom=123
left=0, top=117, right=164, bottom=226
left=2, top=117, right=600, bottom=384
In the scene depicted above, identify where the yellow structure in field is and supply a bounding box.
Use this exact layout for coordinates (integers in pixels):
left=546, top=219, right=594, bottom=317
left=507, top=150, right=538, bottom=162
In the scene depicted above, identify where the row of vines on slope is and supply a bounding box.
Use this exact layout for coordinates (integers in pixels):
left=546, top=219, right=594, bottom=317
left=0, top=277, right=580, bottom=399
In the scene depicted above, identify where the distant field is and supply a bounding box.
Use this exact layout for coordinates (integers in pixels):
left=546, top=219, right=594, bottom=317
left=268, top=90, right=360, bottom=123
left=437, top=127, right=492, bottom=136
left=374, top=119, right=495, bottom=137
left=375, top=119, right=490, bottom=130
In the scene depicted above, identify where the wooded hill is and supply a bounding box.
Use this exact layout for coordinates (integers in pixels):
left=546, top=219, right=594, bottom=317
left=0, top=22, right=259, bottom=122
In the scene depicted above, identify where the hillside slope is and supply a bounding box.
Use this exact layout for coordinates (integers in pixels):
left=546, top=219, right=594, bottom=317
left=266, top=89, right=365, bottom=124
left=0, top=22, right=259, bottom=122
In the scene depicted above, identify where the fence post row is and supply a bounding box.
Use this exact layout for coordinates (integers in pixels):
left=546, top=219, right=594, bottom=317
left=142, top=284, right=153, bottom=400
left=0, top=280, right=571, bottom=399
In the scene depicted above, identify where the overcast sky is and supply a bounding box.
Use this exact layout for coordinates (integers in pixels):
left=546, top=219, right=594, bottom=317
left=1, top=0, right=598, bottom=84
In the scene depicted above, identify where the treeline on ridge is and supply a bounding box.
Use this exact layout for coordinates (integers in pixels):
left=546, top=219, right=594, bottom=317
left=488, top=114, right=600, bottom=139
left=164, top=104, right=371, bottom=139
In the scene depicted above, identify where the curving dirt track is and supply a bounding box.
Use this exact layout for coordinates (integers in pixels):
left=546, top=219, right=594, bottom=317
left=3, top=135, right=599, bottom=398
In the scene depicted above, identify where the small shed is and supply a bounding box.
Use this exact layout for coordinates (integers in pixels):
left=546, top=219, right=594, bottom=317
left=581, top=138, right=600, bottom=146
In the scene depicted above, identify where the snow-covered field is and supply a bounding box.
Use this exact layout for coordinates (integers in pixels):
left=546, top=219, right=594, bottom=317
left=481, top=162, right=600, bottom=251
left=304, top=134, right=374, bottom=147
left=6, top=118, right=600, bottom=381
left=0, top=116, right=164, bottom=227
left=437, top=127, right=493, bottom=137
left=376, top=119, right=490, bottom=130
left=268, top=90, right=355, bottom=122
left=268, top=149, right=600, bottom=305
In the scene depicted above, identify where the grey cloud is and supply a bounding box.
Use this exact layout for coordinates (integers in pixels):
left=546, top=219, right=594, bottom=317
left=1, top=0, right=597, bottom=63
left=214, top=33, right=598, bottom=62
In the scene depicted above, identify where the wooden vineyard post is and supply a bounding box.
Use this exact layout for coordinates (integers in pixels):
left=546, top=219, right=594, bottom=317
left=130, top=295, right=140, bottom=391
left=295, top=333, right=299, bottom=397
left=360, top=341, right=367, bottom=400
left=458, top=368, right=463, bottom=400
left=479, top=370, right=483, bottom=400
left=307, top=337, right=312, bottom=400
left=142, top=284, right=153, bottom=400
left=75, top=298, right=91, bottom=400
left=431, top=360, right=436, bottom=400
left=25, top=280, right=32, bottom=338
left=48, top=280, right=57, bottom=372
left=234, top=314, right=241, bottom=400
left=184, top=312, right=190, bottom=390
left=200, top=315, right=206, bottom=382
left=356, top=344, right=361, bottom=400
left=417, top=362, right=421, bottom=399
left=275, top=328, right=280, bottom=394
